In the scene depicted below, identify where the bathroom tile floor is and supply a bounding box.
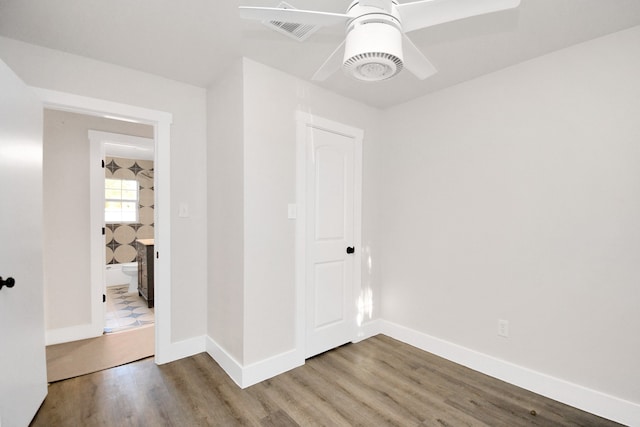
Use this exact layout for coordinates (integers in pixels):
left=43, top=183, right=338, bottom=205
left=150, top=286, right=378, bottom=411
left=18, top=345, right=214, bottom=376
left=104, top=285, right=155, bottom=334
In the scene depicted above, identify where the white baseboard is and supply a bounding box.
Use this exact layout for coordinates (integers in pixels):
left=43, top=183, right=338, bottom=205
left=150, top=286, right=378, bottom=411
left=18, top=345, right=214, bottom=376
left=206, top=336, right=304, bottom=389
left=206, top=319, right=380, bottom=388
left=46, top=323, right=102, bottom=345
left=50, top=319, right=638, bottom=424
left=242, top=348, right=303, bottom=388
left=156, top=335, right=206, bottom=365
left=205, top=336, right=245, bottom=387
left=353, top=319, right=382, bottom=343
left=380, top=320, right=640, bottom=427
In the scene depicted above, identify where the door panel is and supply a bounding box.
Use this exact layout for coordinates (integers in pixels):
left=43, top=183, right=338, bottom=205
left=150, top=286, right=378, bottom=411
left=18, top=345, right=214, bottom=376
left=314, top=146, right=346, bottom=240
left=303, top=118, right=362, bottom=359
left=313, top=261, right=346, bottom=328
left=0, top=60, right=47, bottom=425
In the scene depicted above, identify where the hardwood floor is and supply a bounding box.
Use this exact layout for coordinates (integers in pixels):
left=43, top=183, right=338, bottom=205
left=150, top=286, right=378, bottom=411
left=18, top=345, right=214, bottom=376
left=31, top=335, right=620, bottom=426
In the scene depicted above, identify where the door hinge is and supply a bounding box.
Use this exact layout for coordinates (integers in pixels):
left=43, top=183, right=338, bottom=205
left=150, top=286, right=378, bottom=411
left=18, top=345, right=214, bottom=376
left=156, top=251, right=159, bottom=259
left=101, top=159, right=105, bottom=168
left=102, top=227, right=106, bottom=235
left=103, top=294, right=106, bottom=303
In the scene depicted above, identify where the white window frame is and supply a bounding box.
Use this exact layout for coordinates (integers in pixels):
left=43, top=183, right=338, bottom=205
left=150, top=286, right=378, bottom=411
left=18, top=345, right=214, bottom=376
left=105, top=177, right=139, bottom=223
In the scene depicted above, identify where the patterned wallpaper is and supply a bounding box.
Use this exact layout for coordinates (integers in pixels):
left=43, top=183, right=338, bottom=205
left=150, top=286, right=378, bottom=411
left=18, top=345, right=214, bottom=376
left=105, top=156, right=154, bottom=264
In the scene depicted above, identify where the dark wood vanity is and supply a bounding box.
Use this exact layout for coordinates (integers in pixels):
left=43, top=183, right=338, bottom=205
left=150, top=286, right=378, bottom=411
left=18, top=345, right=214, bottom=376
left=136, top=239, right=154, bottom=308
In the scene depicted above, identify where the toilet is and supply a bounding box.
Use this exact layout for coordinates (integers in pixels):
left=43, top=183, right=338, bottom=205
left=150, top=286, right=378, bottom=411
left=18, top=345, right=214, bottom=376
left=122, top=263, right=139, bottom=293
left=106, top=262, right=139, bottom=293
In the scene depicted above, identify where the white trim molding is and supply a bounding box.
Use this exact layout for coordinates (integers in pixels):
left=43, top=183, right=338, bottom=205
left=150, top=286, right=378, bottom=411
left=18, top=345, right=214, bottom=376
left=241, top=350, right=303, bottom=389
left=380, top=320, right=640, bottom=427
left=164, top=335, right=207, bottom=363
left=206, top=337, right=244, bottom=387
left=34, top=87, right=182, bottom=364
left=87, top=130, right=155, bottom=347
left=207, top=316, right=639, bottom=425
left=205, top=318, right=380, bottom=389
left=295, top=110, right=364, bottom=360
left=353, top=319, right=382, bottom=344
left=206, top=337, right=303, bottom=389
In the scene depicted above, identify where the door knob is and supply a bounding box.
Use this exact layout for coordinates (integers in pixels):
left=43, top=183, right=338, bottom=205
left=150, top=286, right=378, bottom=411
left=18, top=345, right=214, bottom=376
left=346, top=246, right=355, bottom=254
left=0, top=276, right=16, bottom=290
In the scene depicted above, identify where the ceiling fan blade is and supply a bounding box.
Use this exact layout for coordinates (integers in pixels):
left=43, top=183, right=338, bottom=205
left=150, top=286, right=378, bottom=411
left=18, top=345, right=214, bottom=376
left=359, top=0, right=393, bottom=13
left=402, top=34, right=437, bottom=80
left=397, top=0, right=521, bottom=33
left=239, top=6, right=350, bottom=27
left=312, top=40, right=346, bottom=81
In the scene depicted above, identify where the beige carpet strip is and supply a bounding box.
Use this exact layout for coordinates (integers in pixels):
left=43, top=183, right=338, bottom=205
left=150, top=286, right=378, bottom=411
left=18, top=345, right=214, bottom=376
left=46, top=325, right=154, bottom=382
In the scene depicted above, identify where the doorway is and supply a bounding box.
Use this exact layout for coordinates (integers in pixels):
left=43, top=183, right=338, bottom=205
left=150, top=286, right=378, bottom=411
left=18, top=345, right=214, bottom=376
left=90, top=130, right=156, bottom=335
left=295, top=112, right=364, bottom=359
left=37, top=88, right=173, bottom=365
left=42, top=111, right=158, bottom=381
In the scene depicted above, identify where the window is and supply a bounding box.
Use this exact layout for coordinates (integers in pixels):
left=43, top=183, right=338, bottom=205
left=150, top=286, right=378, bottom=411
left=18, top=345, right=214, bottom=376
left=105, top=178, right=138, bottom=223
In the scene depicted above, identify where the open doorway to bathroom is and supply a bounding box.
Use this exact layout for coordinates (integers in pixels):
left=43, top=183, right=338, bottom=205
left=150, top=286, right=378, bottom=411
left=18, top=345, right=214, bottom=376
left=42, top=109, right=157, bottom=381
left=99, top=132, right=156, bottom=335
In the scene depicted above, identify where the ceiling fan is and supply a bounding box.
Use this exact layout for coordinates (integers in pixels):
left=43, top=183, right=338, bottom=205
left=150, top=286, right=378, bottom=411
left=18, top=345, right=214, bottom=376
left=239, top=0, right=521, bottom=82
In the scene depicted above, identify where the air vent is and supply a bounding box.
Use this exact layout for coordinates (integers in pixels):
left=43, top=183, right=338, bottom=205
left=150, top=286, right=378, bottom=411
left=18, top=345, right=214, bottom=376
left=262, top=2, right=321, bottom=42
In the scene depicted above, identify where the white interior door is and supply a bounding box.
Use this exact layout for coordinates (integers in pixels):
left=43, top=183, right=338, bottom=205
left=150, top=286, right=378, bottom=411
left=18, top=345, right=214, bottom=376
left=299, top=113, right=363, bottom=359
left=0, top=60, right=48, bottom=425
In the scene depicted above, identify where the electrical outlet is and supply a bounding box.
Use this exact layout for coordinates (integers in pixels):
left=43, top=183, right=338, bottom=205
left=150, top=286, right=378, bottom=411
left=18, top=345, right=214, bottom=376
left=498, top=319, right=509, bottom=338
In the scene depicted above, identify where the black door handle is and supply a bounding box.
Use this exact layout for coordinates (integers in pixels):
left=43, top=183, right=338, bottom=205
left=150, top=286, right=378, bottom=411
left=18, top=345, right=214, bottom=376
left=346, top=246, right=355, bottom=254
left=0, top=276, right=16, bottom=290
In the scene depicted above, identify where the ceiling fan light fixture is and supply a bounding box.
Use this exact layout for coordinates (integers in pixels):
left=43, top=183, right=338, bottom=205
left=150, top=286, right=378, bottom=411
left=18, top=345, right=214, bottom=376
left=344, top=53, right=401, bottom=81
left=343, top=21, right=403, bottom=82
left=240, top=0, right=521, bottom=82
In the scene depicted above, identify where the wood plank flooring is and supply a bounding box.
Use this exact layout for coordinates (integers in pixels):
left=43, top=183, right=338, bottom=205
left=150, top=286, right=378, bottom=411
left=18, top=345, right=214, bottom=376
left=31, top=335, right=621, bottom=426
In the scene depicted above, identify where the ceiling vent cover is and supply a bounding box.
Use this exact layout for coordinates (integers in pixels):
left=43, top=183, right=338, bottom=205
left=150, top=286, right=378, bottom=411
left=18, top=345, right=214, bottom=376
left=262, top=2, right=321, bottom=41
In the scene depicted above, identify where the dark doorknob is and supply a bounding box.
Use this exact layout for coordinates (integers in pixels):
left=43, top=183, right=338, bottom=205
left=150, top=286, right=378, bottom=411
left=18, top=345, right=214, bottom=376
left=0, top=276, right=16, bottom=290
left=346, top=246, right=355, bottom=254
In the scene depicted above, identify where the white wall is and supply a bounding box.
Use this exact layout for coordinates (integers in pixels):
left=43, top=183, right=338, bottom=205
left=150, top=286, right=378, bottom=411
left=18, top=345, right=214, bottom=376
left=379, top=25, right=640, bottom=406
left=0, top=36, right=208, bottom=344
left=207, top=59, right=245, bottom=363
left=206, top=58, right=383, bottom=375
left=241, top=58, right=383, bottom=365
left=5, top=20, right=637, bottom=421
left=43, top=109, right=152, bottom=330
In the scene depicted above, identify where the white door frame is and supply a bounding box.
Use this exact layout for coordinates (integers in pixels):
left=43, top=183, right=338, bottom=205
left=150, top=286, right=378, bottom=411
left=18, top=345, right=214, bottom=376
left=35, top=88, right=174, bottom=363
left=295, top=111, right=363, bottom=360
left=88, top=130, right=155, bottom=338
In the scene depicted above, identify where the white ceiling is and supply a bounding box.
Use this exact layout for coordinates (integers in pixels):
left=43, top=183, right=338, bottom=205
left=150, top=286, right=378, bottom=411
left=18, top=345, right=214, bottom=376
left=1, top=0, right=640, bottom=109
